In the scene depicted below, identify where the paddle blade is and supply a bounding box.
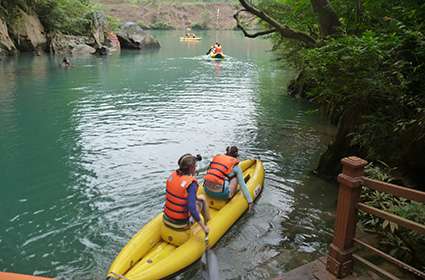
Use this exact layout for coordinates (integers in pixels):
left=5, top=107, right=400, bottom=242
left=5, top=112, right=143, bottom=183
left=201, top=252, right=209, bottom=280
left=206, top=250, right=220, bottom=280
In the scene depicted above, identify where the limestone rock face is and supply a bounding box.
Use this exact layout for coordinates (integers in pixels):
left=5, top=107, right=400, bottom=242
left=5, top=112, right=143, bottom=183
left=9, top=8, right=47, bottom=52
left=117, top=22, right=160, bottom=49
left=0, top=17, right=16, bottom=55
left=89, top=11, right=108, bottom=48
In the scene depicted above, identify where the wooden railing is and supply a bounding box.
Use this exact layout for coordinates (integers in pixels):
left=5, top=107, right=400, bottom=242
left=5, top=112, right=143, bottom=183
left=326, top=156, right=425, bottom=279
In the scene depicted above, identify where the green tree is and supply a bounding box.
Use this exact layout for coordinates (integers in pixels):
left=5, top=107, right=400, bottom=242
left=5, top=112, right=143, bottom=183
left=235, top=0, right=425, bottom=183
left=0, top=0, right=99, bottom=35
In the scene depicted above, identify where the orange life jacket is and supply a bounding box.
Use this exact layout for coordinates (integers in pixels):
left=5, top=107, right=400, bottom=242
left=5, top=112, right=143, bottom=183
left=163, top=171, right=197, bottom=222
left=204, top=154, right=239, bottom=186
left=214, top=46, right=222, bottom=53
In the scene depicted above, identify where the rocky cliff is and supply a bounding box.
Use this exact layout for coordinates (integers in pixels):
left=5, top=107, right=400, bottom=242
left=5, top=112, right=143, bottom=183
left=0, top=17, right=16, bottom=56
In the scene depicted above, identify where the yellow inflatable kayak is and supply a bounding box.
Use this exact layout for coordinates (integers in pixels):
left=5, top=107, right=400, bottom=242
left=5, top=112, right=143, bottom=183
left=210, top=52, right=225, bottom=59
left=179, top=37, right=202, bottom=41
left=107, top=159, right=265, bottom=280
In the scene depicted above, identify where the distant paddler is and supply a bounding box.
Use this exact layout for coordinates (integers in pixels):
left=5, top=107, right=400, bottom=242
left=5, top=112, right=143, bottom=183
left=180, top=28, right=201, bottom=41
left=180, top=33, right=201, bottom=41
left=207, top=42, right=225, bottom=59
left=61, top=57, right=71, bottom=68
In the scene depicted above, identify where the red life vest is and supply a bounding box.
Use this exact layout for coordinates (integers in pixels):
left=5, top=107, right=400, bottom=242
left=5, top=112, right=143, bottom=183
left=204, top=154, right=239, bottom=186
left=215, top=46, right=222, bottom=53
left=163, top=171, right=197, bottom=222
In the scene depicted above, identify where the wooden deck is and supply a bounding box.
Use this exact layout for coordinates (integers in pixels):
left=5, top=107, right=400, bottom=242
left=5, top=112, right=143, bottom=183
left=273, top=257, right=383, bottom=280
left=0, top=272, right=53, bottom=280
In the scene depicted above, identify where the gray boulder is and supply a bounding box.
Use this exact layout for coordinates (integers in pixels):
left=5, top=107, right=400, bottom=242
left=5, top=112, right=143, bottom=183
left=48, top=33, right=95, bottom=56
left=117, top=22, right=160, bottom=49
left=71, top=44, right=96, bottom=56
left=8, top=8, right=47, bottom=52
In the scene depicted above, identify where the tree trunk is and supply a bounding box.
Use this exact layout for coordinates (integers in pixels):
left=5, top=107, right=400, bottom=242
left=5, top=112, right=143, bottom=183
left=310, top=0, right=340, bottom=37
left=316, top=108, right=362, bottom=179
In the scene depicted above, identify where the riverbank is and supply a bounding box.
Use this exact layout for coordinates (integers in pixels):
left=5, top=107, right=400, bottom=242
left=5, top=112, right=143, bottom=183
left=0, top=1, right=166, bottom=58
left=96, top=0, right=255, bottom=30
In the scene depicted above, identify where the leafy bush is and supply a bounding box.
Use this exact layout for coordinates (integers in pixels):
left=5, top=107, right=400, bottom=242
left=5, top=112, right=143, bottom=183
left=137, top=20, right=149, bottom=30
left=0, top=0, right=100, bottom=35
left=107, top=15, right=121, bottom=32
left=38, top=0, right=98, bottom=34
left=191, top=22, right=208, bottom=30
left=359, top=164, right=425, bottom=271
left=149, top=21, right=174, bottom=30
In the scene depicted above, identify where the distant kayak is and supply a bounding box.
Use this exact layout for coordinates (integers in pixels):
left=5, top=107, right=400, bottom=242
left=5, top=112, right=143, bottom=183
left=210, top=53, right=225, bottom=59
left=106, top=159, right=265, bottom=280
left=180, top=37, right=202, bottom=41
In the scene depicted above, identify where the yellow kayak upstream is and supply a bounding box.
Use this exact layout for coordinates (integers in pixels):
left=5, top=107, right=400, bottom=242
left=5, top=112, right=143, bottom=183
left=106, top=159, right=265, bottom=280
left=179, top=37, right=202, bottom=41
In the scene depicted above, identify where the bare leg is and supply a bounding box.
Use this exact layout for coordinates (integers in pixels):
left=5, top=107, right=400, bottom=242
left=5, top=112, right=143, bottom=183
left=196, top=194, right=210, bottom=222
left=228, top=177, right=238, bottom=198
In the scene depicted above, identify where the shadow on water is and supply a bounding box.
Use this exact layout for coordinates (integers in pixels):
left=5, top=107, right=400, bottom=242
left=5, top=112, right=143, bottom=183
left=0, top=31, right=336, bottom=279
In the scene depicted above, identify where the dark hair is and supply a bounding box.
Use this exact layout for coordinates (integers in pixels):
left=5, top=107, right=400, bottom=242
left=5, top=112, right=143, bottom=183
left=176, top=154, right=202, bottom=175
left=225, top=146, right=239, bottom=158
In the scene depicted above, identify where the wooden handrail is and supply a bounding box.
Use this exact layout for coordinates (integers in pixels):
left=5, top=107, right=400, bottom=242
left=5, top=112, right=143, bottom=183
left=362, top=177, right=425, bottom=203
left=326, top=156, right=425, bottom=279
left=354, top=238, right=425, bottom=278
left=357, top=203, right=425, bottom=234
left=352, top=254, right=401, bottom=280
left=327, top=156, right=367, bottom=278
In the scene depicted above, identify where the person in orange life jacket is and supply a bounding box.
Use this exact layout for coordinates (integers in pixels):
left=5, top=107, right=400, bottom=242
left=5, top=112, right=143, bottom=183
left=163, top=153, right=210, bottom=234
left=206, top=42, right=219, bottom=55
left=214, top=43, right=222, bottom=54
left=203, top=146, right=253, bottom=211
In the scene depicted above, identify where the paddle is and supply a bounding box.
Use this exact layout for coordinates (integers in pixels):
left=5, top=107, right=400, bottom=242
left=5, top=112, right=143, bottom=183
left=201, top=234, right=220, bottom=280
left=206, top=47, right=214, bottom=55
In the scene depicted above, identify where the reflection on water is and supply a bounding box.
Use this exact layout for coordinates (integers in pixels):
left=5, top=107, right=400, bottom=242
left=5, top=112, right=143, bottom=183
left=0, top=31, right=336, bottom=279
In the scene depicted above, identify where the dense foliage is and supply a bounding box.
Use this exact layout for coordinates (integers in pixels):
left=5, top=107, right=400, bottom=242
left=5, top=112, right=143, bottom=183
left=0, top=0, right=98, bottom=35
left=254, top=0, right=425, bottom=184
left=240, top=0, right=425, bottom=270
left=241, top=0, right=425, bottom=272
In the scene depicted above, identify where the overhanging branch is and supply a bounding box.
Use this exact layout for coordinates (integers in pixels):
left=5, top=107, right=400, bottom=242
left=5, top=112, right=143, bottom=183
left=237, top=0, right=317, bottom=47
left=234, top=9, right=276, bottom=38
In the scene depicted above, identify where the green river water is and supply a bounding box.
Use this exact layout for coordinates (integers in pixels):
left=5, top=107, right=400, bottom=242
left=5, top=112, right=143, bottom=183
left=0, top=31, right=337, bottom=279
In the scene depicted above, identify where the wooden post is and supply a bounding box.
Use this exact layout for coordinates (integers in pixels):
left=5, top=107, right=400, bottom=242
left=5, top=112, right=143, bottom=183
left=326, top=156, right=368, bottom=278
